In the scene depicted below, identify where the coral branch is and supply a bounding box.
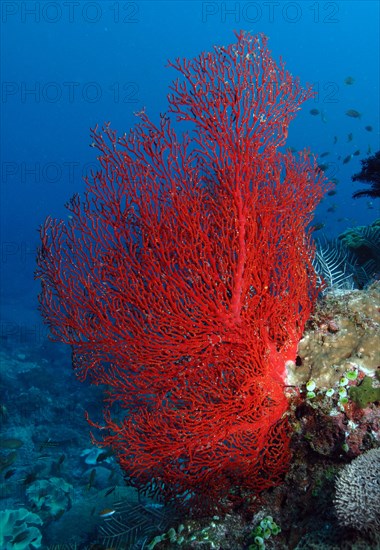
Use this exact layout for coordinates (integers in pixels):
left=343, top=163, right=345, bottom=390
left=36, top=31, right=330, bottom=512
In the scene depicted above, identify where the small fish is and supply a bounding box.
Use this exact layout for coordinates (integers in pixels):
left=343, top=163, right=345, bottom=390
left=310, top=222, right=325, bottom=231
left=96, top=449, right=114, bottom=463
left=86, top=468, right=97, bottom=490
left=36, top=454, right=51, bottom=460
left=333, top=136, right=338, bottom=144
left=11, top=531, right=29, bottom=544
left=0, top=438, right=23, bottom=449
left=57, top=454, right=66, bottom=465
left=347, top=133, right=353, bottom=142
left=309, top=108, right=320, bottom=116
left=318, top=163, right=329, bottom=171
left=367, top=145, right=372, bottom=154
left=353, top=150, right=360, bottom=156
left=99, top=508, right=116, bottom=518
left=344, top=76, right=355, bottom=85
left=364, top=125, right=373, bottom=132
left=320, top=152, right=330, bottom=158
left=327, top=204, right=337, bottom=213
left=4, top=468, right=16, bottom=479
left=0, top=451, right=17, bottom=472
left=327, top=190, right=337, bottom=196
left=320, top=111, right=328, bottom=123
left=367, top=201, right=374, bottom=209
left=0, top=404, right=8, bottom=420
left=22, top=471, right=38, bottom=485
left=331, top=178, right=340, bottom=185
left=104, top=485, right=117, bottom=497
left=343, top=154, right=352, bottom=164
left=346, top=109, right=361, bottom=119
left=38, top=438, right=60, bottom=452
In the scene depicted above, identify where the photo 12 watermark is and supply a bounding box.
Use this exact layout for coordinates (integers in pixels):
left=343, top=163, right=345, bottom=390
left=1, top=240, right=38, bottom=268
left=201, top=2, right=340, bottom=24
left=0, top=320, right=50, bottom=346
left=1, top=1, right=140, bottom=24
left=2, top=160, right=99, bottom=186
left=1, top=81, right=140, bottom=105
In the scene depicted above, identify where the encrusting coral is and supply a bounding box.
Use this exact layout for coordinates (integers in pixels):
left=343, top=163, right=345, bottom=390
left=286, top=282, right=380, bottom=389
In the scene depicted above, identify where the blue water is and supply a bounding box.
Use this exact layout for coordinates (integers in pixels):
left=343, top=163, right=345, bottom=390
left=1, top=0, right=379, bottom=330
left=1, top=1, right=379, bottom=547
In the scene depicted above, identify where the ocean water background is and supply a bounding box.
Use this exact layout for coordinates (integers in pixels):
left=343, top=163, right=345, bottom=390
left=0, top=1, right=379, bottom=545
left=0, top=0, right=379, bottom=340
left=1, top=0, right=379, bottom=336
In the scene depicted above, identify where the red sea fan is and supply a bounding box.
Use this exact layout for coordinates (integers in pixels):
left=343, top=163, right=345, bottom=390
left=36, top=32, right=330, bottom=512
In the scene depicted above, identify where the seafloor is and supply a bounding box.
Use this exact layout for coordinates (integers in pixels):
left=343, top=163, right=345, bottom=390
left=0, top=283, right=379, bottom=549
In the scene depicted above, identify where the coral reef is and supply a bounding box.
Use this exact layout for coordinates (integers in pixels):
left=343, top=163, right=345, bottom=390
left=334, top=448, right=380, bottom=535
left=26, top=477, right=73, bottom=520
left=287, top=282, right=380, bottom=389
left=352, top=150, right=380, bottom=199
left=0, top=508, right=43, bottom=549
left=338, top=218, right=380, bottom=281
left=1, top=279, right=379, bottom=549
left=349, top=374, right=380, bottom=407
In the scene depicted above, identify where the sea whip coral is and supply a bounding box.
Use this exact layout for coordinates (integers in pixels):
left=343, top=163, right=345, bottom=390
left=37, top=32, right=329, bottom=512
